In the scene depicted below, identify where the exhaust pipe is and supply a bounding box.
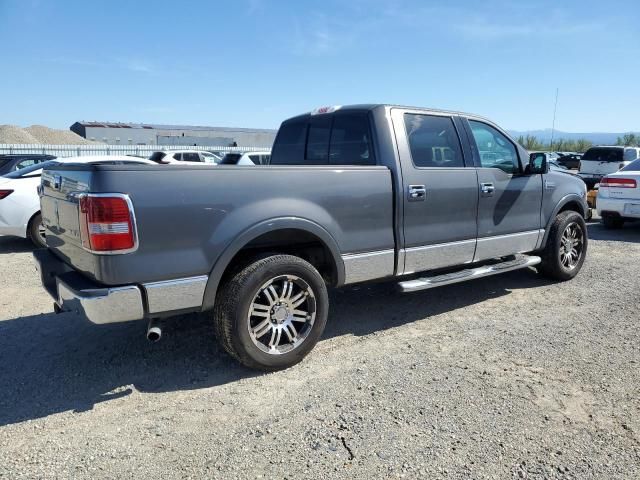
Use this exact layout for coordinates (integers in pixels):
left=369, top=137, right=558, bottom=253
left=146, top=319, right=162, bottom=342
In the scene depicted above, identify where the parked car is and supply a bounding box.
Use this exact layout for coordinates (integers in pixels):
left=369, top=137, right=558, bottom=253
left=148, top=150, right=219, bottom=164
left=34, top=104, right=588, bottom=371
left=596, top=158, right=640, bottom=228
left=556, top=153, right=581, bottom=170
left=219, top=151, right=271, bottom=165
left=578, top=146, right=640, bottom=189
left=0, top=154, right=56, bottom=176
left=0, top=155, right=154, bottom=247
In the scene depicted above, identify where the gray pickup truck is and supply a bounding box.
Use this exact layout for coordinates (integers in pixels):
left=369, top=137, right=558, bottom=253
left=34, top=104, right=588, bottom=370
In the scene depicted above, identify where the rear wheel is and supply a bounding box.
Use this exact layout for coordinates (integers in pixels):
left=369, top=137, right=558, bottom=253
left=538, top=211, right=587, bottom=281
left=28, top=213, right=46, bottom=248
left=212, top=254, right=329, bottom=371
left=602, top=215, right=624, bottom=229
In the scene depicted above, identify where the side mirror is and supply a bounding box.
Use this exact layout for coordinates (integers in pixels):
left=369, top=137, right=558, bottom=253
left=526, top=153, right=549, bottom=175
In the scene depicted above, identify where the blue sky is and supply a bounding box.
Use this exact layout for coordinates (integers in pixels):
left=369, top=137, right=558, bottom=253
left=1, top=0, right=639, bottom=132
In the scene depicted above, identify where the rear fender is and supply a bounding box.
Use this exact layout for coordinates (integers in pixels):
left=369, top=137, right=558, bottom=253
left=201, top=217, right=344, bottom=311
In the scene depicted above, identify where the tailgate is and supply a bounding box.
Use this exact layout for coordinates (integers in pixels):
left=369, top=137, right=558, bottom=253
left=40, top=166, right=96, bottom=279
left=580, top=160, right=620, bottom=176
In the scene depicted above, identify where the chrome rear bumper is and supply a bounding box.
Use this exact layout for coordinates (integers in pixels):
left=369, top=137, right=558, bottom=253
left=56, top=278, right=144, bottom=324
left=33, top=249, right=207, bottom=324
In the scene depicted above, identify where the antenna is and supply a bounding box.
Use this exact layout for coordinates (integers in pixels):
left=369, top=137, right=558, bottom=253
left=550, top=88, right=559, bottom=150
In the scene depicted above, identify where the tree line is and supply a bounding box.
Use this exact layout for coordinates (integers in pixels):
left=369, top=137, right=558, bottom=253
left=516, top=132, right=640, bottom=153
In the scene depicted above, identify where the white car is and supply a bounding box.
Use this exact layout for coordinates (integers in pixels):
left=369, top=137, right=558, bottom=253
left=219, top=151, right=271, bottom=165
left=0, top=155, right=155, bottom=247
left=578, top=146, right=640, bottom=189
left=596, top=158, right=640, bottom=228
left=149, top=150, right=220, bottom=164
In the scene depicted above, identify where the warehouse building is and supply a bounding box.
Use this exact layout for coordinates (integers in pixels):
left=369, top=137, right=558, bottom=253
left=69, top=121, right=277, bottom=147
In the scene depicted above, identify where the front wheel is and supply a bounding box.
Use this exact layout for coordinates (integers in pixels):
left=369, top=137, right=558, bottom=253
left=212, top=254, right=329, bottom=371
left=538, top=211, right=588, bottom=281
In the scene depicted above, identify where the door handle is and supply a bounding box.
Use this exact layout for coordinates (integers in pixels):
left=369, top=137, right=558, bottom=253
left=480, top=182, right=495, bottom=196
left=408, top=185, right=426, bottom=202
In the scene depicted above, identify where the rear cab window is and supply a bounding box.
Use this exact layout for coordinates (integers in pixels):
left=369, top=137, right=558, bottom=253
left=271, top=111, right=375, bottom=166
left=582, top=148, right=623, bottom=162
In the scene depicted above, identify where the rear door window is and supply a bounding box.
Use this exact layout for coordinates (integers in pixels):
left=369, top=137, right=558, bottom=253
left=404, top=114, right=464, bottom=168
left=183, top=152, right=202, bottom=162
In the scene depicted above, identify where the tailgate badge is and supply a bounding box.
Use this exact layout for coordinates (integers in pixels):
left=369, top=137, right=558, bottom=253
left=53, top=174, right=62, bottom=190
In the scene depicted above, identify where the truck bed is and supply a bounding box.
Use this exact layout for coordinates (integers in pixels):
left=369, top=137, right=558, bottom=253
left=40, top=163, right=395, bottom=286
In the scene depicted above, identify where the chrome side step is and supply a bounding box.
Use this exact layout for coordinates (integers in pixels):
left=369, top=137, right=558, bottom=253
left=398, top=255, right=541, bottom=293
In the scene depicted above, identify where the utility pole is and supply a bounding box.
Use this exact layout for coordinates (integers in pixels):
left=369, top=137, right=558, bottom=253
left=549, top=88, right=559, bottom=151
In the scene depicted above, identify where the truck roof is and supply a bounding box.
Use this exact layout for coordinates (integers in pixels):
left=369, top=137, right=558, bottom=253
left=283, top=104, right=496, bottom=126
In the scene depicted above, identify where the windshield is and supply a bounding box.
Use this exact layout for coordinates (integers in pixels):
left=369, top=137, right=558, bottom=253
left=620, top=159, right=640, bottom=171
left=4, top=160, right=57, bottom=178
left=582, top=148, right=623, bottom=162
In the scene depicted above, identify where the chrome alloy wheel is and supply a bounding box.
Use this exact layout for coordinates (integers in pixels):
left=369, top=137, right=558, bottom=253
left=247, top=275, right=316, bottom=355
left=559, top=222, right=584, bottom=270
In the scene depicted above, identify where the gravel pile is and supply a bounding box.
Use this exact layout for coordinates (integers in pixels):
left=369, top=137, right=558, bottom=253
left=0, top=124, right=99, bottom=145
left=0, top=220, right=639, bottom=479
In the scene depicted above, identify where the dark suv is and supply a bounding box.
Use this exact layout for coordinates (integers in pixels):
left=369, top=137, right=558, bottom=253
left=0, top=154, right=56, bottom=176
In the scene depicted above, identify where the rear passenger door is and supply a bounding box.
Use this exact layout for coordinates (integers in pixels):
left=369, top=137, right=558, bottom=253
left=463, top=119, right=543, bottom=261
left=391, top=109, right=479, bottom=274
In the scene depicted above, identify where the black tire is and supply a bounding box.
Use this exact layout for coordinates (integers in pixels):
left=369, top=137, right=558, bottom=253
left=538, top=211, right=588, bottom=281
left=212, top=254, right=329, bottom=371
left=602, top=215, right=624, bottom=229
left=28, top=213, right=46, bottom=248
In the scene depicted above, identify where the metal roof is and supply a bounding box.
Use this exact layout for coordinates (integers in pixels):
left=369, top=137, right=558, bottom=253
left=72, top=121, right=276, bottom=133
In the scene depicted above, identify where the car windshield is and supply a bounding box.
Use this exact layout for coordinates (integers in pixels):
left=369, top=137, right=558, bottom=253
left=4, top=160, right=57, bottom=178
left=620, top=159, right=640, bottom=171
left=582, top=148, right=623, bottom=162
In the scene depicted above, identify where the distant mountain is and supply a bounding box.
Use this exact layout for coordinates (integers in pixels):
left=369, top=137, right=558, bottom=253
left=506, top=129, right=633, bottom=145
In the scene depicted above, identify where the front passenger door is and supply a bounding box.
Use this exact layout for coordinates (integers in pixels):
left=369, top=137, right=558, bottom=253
left=465, top=119, right=543, bottom=262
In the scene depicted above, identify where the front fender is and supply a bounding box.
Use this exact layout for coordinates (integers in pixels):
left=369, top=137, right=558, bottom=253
left=540, top=193, right=588, bottom=249
left=200, top=217, right=344, bottom=311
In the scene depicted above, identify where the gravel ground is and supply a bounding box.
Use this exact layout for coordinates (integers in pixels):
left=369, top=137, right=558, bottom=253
left=0, top=221, right=638, bottom=479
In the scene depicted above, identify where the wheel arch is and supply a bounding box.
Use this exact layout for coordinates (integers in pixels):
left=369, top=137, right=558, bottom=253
left=540, top=194, right=587, bottom=249
left=201, top=217, right=345, bottom=311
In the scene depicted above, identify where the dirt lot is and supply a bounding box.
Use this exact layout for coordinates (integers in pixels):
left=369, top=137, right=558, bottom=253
left=0, top=221, right=638, bottom=479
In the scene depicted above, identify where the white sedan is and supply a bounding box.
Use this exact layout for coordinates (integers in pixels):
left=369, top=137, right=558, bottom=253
left=596, top=158, right=640, bottom=229
left=0, top=155, right=155, bottom=247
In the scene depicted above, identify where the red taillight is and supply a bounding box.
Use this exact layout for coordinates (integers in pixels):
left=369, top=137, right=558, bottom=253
left=599, top=177, right=637, bottom=188
left=0, top=189, right=14, bottom=199
left=79, top=195, right=136, bottom=252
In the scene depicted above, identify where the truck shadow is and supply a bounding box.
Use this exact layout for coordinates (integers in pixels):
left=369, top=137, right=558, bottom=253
left=0, top=268, right=549, bottom=427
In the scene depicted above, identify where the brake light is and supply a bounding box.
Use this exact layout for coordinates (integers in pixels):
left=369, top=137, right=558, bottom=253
left=79, top=194, right=136, bottom=252
left=0, top=189, right=14, bottom=199
left=599, top=177, right=637, bottom=188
